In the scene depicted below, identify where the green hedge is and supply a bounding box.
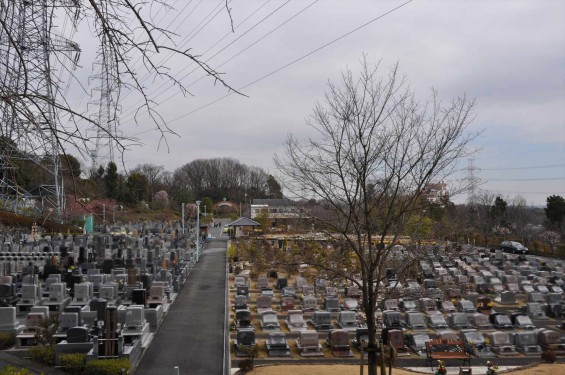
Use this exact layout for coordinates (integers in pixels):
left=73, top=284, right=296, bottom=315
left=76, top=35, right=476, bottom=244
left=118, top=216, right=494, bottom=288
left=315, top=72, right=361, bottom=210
left=0, top=333, right=15, bottom=350
left=28, top=344, right=56, bottom=366
left=0, top=366, right=32, bottom=375
left=84, top=358, right=131, bottom=375
left=59, top=353, right=86, bottom=375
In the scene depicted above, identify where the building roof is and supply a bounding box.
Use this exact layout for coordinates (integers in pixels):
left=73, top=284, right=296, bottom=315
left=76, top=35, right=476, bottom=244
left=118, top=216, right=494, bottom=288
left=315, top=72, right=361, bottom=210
left=227, top=217, right=261, bottom=227
left=252, top=198, right=294, bottom=206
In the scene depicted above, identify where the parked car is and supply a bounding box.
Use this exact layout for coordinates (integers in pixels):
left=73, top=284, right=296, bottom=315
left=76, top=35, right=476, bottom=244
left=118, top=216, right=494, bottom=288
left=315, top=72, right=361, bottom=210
left=500, top=240, right=529, bottom=254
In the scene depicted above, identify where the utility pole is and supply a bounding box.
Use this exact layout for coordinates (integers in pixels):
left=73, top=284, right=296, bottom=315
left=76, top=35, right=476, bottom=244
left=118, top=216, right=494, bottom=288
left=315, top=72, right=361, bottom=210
left=195, top=200, right=201, bottom=262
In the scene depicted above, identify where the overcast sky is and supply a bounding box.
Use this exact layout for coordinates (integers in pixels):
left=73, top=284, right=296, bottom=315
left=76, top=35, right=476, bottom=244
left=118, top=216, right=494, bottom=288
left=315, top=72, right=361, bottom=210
left=72, top=0, right=565, bottom=206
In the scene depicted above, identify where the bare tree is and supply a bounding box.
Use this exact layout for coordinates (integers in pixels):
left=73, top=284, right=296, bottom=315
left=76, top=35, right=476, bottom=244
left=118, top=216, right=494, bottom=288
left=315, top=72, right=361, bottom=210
left=1, top=1, right=238, bottom=211
left=540, top=230, right=561, bottom=255
left=131, top=163, right=164, bottom=200
left=275, top=57, right=478, bottom=375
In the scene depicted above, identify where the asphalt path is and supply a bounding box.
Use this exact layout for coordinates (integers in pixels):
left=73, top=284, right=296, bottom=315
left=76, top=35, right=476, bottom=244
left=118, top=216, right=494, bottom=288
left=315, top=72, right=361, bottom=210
left=136, top=227, right=227, bottom=375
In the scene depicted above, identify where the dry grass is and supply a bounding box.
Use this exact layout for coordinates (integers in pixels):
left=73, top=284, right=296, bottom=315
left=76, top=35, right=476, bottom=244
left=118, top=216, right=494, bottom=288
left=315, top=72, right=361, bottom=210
left=243, top=363, right=565, bottom=375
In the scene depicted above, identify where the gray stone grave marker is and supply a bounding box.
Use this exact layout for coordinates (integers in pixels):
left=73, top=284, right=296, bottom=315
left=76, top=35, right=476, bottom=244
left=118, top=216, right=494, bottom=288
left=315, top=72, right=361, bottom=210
left=256, top=295, right=272, bottom=314
left=301, top=295, right=317, bottom=312
left=500, top=290, right=516, bottom=305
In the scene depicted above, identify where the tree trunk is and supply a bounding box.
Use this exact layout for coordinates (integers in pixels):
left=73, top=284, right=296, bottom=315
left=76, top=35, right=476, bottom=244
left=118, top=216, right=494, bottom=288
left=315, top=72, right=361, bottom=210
left=365, top=277, right=378, bottom=375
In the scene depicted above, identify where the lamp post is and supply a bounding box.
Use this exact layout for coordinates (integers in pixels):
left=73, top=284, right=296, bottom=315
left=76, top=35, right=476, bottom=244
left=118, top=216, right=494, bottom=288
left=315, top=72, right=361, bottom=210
left=244, top=193, right=247, bottom=217
left=195, top=200, right=201, bottom=261
left=181, top=202, right=185, bottom=235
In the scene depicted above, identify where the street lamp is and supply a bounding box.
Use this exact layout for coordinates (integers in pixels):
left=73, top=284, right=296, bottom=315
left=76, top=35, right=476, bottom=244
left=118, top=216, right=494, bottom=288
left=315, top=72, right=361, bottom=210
left=195, top=200, right=201, bottom=261
left=181, top=202, right=185, bottom=235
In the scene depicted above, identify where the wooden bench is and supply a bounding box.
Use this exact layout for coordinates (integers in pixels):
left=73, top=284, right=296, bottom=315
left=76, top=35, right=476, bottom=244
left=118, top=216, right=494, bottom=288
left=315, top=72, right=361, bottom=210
left=425, top=339, right=471, bottom=369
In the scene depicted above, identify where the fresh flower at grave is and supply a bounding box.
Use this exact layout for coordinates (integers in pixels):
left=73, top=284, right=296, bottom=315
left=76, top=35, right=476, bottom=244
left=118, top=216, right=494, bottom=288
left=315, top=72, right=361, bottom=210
left=435, top=360, right=447, bottom=375
left=486, top=360, right=498, bottom=375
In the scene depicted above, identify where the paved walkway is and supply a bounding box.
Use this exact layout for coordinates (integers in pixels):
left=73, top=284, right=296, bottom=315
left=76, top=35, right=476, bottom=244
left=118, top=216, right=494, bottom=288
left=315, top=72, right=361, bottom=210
left=136, top=231, right=228, bottom=375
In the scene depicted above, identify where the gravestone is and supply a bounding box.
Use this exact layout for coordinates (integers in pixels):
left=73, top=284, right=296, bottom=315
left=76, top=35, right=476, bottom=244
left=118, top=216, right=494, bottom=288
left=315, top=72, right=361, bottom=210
left=0, top=307, right=24, bottom=335
left=286, top=310, right=306, bottom=332
left=302, top=285, right=314, bottom=296
left=328, top=329, right=353, bottom=357
left=256, top=276, right=268, bottom=289
left=427, top=314, right=448, bottom=329
left=67, top=326, right=89, bottom=343
left=326, top=286, right=339, bottom=297
left=384, top=299, right=399, bottom=311
left=236, top=285, right=249, bottom=297
left=547, top=293, right=562, bottom=304
left=324, top=297, right=340, bottom=312
left=73, top=283, right=93, bottom=304
left=280, top=296, right=295, bottom=311
left=500, top=291, right=516, bottom=305
left=526, top=302, right=547, bottom=319
left=528, top=292, right=545, bottom=303
left=90, top=298, right=108, bottom=321
left=256, top=295, right=272, bottom=314
left=131, top=289, right=146, bottom=306
left=302, top=295, right=317, bottom=312
left=310, top=310, right=332, bottom=331
left=297, top=330, right=323, bottom=356
left=64, top=306, right=82, bottom=323
left=234, top=295, right=248, bottom=310
left=261, top=310, right=280, bottom=330
left=59, top=313, right=79, bottom=330
left=337, top=311, right=357, bottom=330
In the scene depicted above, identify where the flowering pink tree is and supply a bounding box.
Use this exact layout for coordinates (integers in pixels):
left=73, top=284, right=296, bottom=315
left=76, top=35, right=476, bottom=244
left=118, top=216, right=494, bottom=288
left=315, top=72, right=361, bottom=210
left=153, top=190, right=169, bottom=209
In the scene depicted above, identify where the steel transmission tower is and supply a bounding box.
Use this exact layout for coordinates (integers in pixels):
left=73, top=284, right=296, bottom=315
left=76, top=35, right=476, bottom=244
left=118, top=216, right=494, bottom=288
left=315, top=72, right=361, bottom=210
left=0, top=0, right=80, bottom=217
left=90, top=2, right=119, bottom=173
left=89, top=1, right=119, bottom=173
left=466, top=158, right=481, bottom=204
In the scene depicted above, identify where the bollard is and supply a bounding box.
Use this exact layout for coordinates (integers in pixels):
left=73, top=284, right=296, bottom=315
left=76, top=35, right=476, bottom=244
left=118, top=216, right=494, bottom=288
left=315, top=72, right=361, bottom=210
left=173, top=366, right=179, bottom=375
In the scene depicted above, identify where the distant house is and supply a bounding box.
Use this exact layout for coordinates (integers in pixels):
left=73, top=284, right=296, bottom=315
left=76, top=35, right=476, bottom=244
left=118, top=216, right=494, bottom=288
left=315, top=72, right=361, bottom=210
left=421, top=181, right=449, bottom=204
left=250, top=198, right=309, bottom=227
left=227, top=217, right=261, bottom=238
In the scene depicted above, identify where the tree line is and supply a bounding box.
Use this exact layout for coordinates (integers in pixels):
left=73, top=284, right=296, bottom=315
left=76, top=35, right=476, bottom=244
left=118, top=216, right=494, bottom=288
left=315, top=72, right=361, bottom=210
left=71, top=157, right=282, bottom=208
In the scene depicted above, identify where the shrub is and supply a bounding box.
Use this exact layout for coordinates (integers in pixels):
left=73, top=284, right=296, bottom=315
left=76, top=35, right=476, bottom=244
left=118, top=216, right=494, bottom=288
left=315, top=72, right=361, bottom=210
left=237, top=347, right=256, bottom=373
left=59, top=353, right=86, bottom=374
left=0, top=366, right=32, bottom=375
left=0, top=333, right=16, bottom=350
left=541, top=349, right=556, bottom=363
left=28, top=345, right=56, bottom=366
left=84, top=358, right=131, bottom=375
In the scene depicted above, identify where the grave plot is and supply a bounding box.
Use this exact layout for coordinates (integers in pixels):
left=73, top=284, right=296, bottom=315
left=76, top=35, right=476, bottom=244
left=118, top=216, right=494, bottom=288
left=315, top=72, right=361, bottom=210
left=229, top=240, right=565, bottom=366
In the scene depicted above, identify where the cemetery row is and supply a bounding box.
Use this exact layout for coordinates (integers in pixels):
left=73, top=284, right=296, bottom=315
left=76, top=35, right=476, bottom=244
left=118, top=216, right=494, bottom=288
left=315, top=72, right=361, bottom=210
left=229, top=245, right=565, bottom=364
left=0, top=223, right=200, bottom=369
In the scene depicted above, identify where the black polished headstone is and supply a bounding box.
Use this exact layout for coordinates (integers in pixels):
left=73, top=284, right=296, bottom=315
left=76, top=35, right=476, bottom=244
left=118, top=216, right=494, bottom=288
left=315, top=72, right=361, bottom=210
left=89, top=298, right=108, bottom=321
left=78, top=247, right=87, bottom=263
left=131, top=289, right=146, bottom=306
left=67, top=326, right=89, bottom=343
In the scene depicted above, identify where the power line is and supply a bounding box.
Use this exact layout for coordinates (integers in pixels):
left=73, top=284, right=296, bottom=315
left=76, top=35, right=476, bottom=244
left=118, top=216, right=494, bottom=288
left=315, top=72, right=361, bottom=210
left=481, top=164, right=565, bottom=171
left=487, top=177, right=565, bottom=181
left=482, top=189, right=565, bottom=195
left=166, top=0, right=415, bottom=123
left=122, top=0, right=316, bottom=123
left=121, top=0, right=290, bottom=122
